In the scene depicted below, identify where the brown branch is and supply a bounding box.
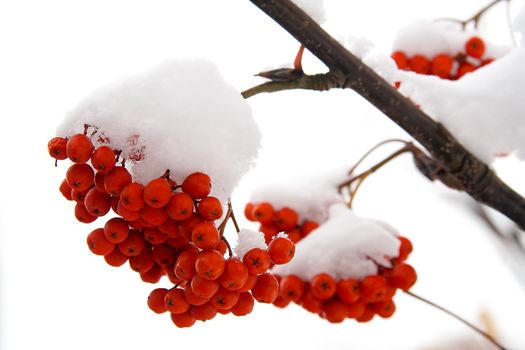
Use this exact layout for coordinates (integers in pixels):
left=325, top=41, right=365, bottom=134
left=434, top=0, right=510, bottom=29
left=248, top=0, right=525, bottom=230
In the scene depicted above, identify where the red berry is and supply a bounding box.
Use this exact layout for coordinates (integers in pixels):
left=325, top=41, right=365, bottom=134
left=120, top=183, right=145, bottom=212
left=431, top=54, right=453, bottom=78
left=310, top=273, right=337, bottom=300
left=174, top=248, right=199, bottom=281
left=231, top=292, right=254, bottom=316
left=300, top=220, right=319, bottom=237
left=66, top=163, right=94, bottom=192
left=360, top=275, right=388, bottom=302
left=391, top=51, right=408, bottom=70
left=184, top=283, right=209, bottom=306
left=140, top=204, right=169, bottom=226
left=189, top=302, right=217, bottom=321
left=336, top=278, right=360, bottom=304
left=74, top=202, right=97, bottom=224
left=279, top=275, right=305, bottom=302
left=244, top=203, right=257, bottom=221
left=118, top=230, right=146, bottom=257
left=87, top=228, right=115, bottom=255
left=197, top=196, right=223, bottom=221
left=104, top=166, right=132, bottom=196
left=83, top=188, right=111, bottom=217
left=90, top=146, right=115, bottom=173
left=140, top=264, right=163, bottom=283
left=66, top=134, right=94, bottom=163
left=195, top=250, right=225, bottom=281
left=129, top=249, right=155, bottom=273
left=144, top=178, right=172, bottom=208
left=465, top=36, right=485, bottom=59
left=164, top=288, right=190, bottom=314
left=273, top=207, right=298, bottom=231
left=267, top=236, right=295, bottom=265
left=456, top=63, right=476, bottom=78
left=408, top=55, right=430, bottom=74
left=167, top=193, right=194, bottom=221
left=323, top=299, right=349, bottom=323
left=48, top=137, right=68, bottom=160
left=210, top=287, right=240, bottom=310
left=170, top=311, right=196, bottom=328
left=218, top=258, right=249, bottom=291
left=104, top=248, right=128, bottom=267
left=181, top=172, right=211, bottom=199
left=103, top=218, right=129, bottom=243
left=147, top=288, right=168, bottom=314
left=151, top=244, right=176, bottom=266
left=251, top=273, right=279, bottom=303
left=59, top=179, right=73, bottom=201
left=252, top=202, right=274, bottom=224
left=191, top=275, right=219, bottom=299
left=191, top=222, right=220, bottom=250
left=243, top=248, right=271, bottom=275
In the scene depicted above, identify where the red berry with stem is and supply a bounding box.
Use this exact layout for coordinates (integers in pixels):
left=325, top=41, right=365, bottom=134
left=48, top=137, right=68, bottom=160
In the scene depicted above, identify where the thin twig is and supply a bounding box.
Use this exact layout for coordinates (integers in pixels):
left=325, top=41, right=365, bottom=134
left=228, top=201, right=241, bottom=233
left=405, top=291, right=508, bottom=350
left=347, top=139, right=411, bottom=176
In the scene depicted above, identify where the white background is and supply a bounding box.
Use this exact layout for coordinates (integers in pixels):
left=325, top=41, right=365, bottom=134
left=1, top=0, right=525, bottom=349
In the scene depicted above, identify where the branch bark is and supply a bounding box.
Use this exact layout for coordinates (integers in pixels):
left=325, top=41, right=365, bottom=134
left=248, top=0, right=525, bottom=229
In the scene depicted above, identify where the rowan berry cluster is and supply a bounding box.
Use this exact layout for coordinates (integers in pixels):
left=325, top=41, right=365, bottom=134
left=48, top=131, right=296, bottom=327
left=244, top=202, right=320, bottom=244
left=245, top=201, right=417, bottom=323
left=392, top=36, right=493, bottom=80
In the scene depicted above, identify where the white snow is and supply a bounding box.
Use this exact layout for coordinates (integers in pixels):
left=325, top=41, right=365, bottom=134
left=291, top=0, right=325, bottom=24
left=392, top=20, right=509, bottom=58
left=57, top=59, right=261, bottom=201
left=249, top=167, right=347, bottom=223
left=234, top=228, right=268, bottom=259
left=272, top=204, right=400, bottom=281
left=397, top=47, right=525, bottom=162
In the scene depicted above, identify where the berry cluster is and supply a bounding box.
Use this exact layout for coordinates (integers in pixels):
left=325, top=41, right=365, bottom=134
left=146, top=232, right=294, bottom=327
left=274, top=237, right=416, bottom=323
left=392, top=36, right=493, bottom=80
left=244, top=202, right=320, bottom=244
left=48, top=131, right=297, bottom=327
left=244, top=202, right=417, bottom=323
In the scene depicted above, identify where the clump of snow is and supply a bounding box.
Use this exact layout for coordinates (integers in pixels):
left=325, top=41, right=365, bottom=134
left=397, top=48, right=525, bottom=162
left=272, top=204, right=400, bottom=281
left=57, top=59, right=261, bottom=201
left=393, top=20, right=509, bottom=58
left=514, top=5, right=525, bottom=46
left=249, top=168, right=347, bottom=223
left=234, top=228, right=268, bottom=259
left=291, top=0, right=325, bottom=24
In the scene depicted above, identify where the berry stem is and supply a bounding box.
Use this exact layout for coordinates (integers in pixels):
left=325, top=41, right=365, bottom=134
left=221, top=236, right=234, bottom=258
left=404, top=290, right=508, bottom=350
left=293, top=44, right=305, bottom=72
left=339, top=145, right=413, bottom=207
left=228, top=201, right=241, bottom=233
left=347, top=139, right=411, bottom=176
left=434, top=0, right=510, bottom=29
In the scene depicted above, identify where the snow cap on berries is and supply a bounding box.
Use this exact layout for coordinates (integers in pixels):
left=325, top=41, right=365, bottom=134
left=250, top=168, right=347, bottom=224
left=291, top=0, right=326, bottom=24
left=393, top=20, right=509, bottom=58
left=58, top=59, right=261, bottom=201
left=234, top=228, right=267, bottom=259
left=272, top=204, right=400, bottom=281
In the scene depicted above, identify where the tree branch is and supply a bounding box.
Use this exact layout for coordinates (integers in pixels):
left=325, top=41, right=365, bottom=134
left=248, top=0, right=525, bottom=229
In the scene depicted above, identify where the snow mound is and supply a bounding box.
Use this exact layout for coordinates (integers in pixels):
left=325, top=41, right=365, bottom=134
left=234, top=228, right=268, bottom=259
left=249, top=168, right=347, bottom=223
left=272, top=204, right=400, bottom=281
left=57, top=59, right=261, bottom=201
